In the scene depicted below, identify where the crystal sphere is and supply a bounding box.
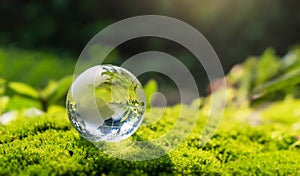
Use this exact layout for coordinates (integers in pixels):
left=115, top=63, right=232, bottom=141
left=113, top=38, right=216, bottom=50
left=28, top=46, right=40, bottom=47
left=66, top=65, right=145, bottom=142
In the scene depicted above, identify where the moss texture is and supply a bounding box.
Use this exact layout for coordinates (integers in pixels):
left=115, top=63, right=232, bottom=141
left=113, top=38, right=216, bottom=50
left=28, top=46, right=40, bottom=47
left=1, top=101, right=299, bottom=175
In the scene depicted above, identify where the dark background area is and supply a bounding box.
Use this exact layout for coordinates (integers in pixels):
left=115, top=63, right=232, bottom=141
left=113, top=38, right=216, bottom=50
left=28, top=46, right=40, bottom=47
left=1, top=0, right=300, bottom=99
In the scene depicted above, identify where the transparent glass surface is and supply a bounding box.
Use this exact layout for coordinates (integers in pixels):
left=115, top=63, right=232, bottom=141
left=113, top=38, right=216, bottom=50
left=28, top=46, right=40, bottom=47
left=66, top=65, right=145, bottom=142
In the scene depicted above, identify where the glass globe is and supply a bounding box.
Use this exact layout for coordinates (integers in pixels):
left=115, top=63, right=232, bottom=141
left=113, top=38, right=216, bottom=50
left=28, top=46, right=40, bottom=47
left=66, top=65, right=145, bottom=142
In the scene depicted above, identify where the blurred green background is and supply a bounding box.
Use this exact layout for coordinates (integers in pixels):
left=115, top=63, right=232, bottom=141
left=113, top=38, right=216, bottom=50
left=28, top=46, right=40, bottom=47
left=0, top=0, right=300, bottom=100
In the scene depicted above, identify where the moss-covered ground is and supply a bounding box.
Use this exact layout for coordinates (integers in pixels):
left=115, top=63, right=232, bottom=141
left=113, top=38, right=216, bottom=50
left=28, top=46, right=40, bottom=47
left=1, top=47, right=300, bottom=175
left=1, top=98, right=300, bottom=175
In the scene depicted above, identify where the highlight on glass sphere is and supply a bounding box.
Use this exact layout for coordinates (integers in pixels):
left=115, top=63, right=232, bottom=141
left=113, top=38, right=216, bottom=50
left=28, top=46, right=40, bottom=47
left=66, top=65, right=145, bottom=142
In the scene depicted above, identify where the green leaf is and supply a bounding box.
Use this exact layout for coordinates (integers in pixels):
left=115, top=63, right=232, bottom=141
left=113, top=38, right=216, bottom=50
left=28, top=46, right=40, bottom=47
left=232, top=57, right=257, bottom=106
left=0, top=96, right=9, bottom=114
left=6, top=95, right=41, bottom=110
left=282, top=47, right=300, bottom=71
left=0, top=78, right=6, bottom=95
left=252, top=69, right=300, bottom=99
left=144, top=79, right=158, bottom=107
left=255, top=48, right=280, bottom=85
left=48, top=75, right=73, bottom=105
left=8, top=82, right=39, bottom=99
left=40, top=80, right=58, bottom=100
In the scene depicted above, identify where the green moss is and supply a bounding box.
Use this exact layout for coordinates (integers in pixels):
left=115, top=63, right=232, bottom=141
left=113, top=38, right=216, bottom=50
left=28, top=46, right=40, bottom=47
left=0, top=103, right=299, bottom=175
left=222, top=151, right=300, bottom=175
